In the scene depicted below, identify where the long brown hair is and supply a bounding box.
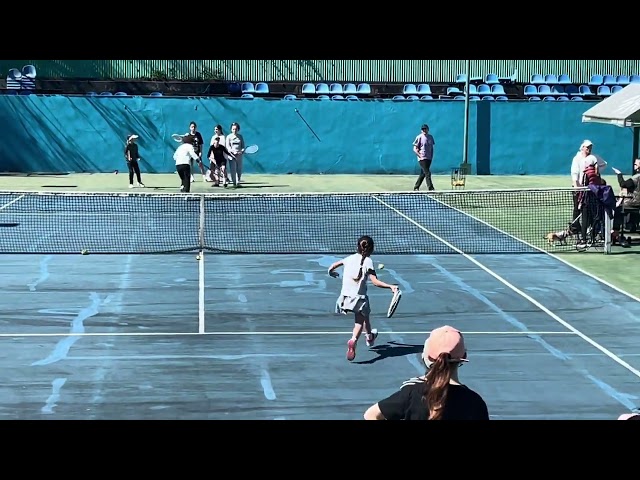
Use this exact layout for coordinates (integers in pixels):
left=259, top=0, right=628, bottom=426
left=353, top=236, right=374, bottom=281
left=422, top=353, right=456, bottom=420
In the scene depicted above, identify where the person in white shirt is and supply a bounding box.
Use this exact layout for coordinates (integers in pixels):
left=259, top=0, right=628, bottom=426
left=569, top=139, right=607, bottom=235
left=327, top=236, right=399, bottom=362
left=173, top=135, right=200, bottom=193
left=225, top=122, right=246, bottom=187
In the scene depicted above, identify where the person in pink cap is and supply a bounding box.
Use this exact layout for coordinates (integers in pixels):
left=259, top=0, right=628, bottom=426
left=363, top=325, right=489, bottom=420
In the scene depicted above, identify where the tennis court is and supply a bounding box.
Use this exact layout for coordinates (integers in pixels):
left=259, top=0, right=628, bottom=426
left=1, top=186, right=640, bottom=419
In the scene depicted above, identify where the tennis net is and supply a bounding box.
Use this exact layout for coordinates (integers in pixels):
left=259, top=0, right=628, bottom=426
left=0, top=188, right=609, bottom=255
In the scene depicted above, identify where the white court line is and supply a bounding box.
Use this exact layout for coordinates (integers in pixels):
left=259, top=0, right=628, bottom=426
left=372, top=196, right=640, bottom=380
left=0, top=194, right=25, bottom=211
left=0, top=330, right=577, bottom=338
left=425, top=192, right=640, bottom=304
left=198, top=250, right=205, bottom=334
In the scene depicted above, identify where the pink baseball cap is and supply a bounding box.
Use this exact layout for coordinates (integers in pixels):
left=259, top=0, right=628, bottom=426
left=617, top=413, right=640, bottom=420
left=423, top=325, right=468, bottom=364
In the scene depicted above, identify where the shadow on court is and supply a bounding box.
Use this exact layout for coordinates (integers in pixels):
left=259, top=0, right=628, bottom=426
left=353, top=341, right=423, bottom=365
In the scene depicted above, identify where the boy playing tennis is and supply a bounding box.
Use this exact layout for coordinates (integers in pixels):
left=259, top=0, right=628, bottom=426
left=328, top=235, right=399, bottom=361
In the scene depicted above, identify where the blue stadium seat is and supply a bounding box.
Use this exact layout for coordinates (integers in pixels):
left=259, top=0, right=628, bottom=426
left=241, top=82, right=255, bottom=94
left=114, top=92, right=128, bottom=96
left=149, top=92, right=163, bottom=97
left=588, top=74, right=603, bottom=86
left=564, top=85, right=579, bottom=96
left=528, top=96, right=541, bottom=101
left=484, top=73, right=499, bottom=84
left=530, top=74, right=544, bottom=84
left=283, top=94, right=297, bottom=100
left=330, top=83, right=343, bottom=94
left=343, top=83, right=357, bottom=95
left=419, top=95, right=433, bottom=101
left=579, top=85, right=594, bottom=95
left=603, top=75, right=616, bottom=85
left=331, top=95, right=345, bottom=100
left=392, top=95, right=407, bottom=101
left=302, top=83, right=315, bottom=94
left=477, top=84, right=491, bottom=95
left=20, top=65, right=36, bottom=90
left=537, top=85, right=552, bottom=95
left=99, top=91, right=113, bottom=96
left=616, top=75, right=630, bottom=86
left=482, top=96, right=495, bottom=101
left=631, top=75, right=640, bottom=84
left=611, top=85, right=624, bottom=94
left=357, top=83, right=371, bottom=95
left=495, top=96, right=508, bottom=101
left=447, top=86, right=462, bottom=95
left=490, top=84, right=505, bottom=95
left=317, top=95, right=330, bottom=100
left=571, top=96, right=584, bottom=101
left=255, top=82, right=269, bottom=94
left=558, top=74, right=572, bottom=84
left=346, top=95, right=359, bottom=101
left=455, top=74, right=467, bottom=83
left=453, top=95, right=465, bottom=100
left=417, top=84, right=432, bottom=95
left=550, top=85, right=565, bottom=95
left=469, top=96, right=481, bottom=101
left=543, top=96, right=556, bottom=101
left=315, top=83, right=330, bottom=94
left=544, top=74, right=558, bottom=84
left=406, top=95, right=419, bottom=101
left=556, top=96, right=569, bottom=101
left=240, top=93, right=254, bottom=99
left=403, top=84, right=417, bottom=95
left=6, top=68, right=21, bottom=90
left=597, top=85, right=611, bottom=96
left=466, top=84, right=477, bottom=95
left=523, top=85, right=537, bottom=96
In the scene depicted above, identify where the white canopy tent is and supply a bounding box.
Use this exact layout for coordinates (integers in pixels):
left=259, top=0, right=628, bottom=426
left=582, top=83, right=640, bottom=127
left=582, top=83, right=640, bottom=166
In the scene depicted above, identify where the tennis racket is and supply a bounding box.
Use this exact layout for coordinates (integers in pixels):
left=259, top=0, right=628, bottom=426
left=244, top=144, right=259, bottom=154
left=171, top=133, right=183, bottom=143
left=387, top=289, right=402, bottom=318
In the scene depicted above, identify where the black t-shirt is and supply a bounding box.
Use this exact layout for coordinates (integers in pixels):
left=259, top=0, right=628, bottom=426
left=124, top=143, right=139, bottom=162
left=377, top=377, right=489, bottom=420
left=186, top=132, right=204, bottom=156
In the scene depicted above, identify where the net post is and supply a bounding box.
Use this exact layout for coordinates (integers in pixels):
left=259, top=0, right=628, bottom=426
left=604, top=210, right=612, bottom=254
left=199, top=194, right=205, bottom=251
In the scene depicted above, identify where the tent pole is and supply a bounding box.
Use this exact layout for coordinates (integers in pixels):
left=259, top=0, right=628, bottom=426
left=633, top=127, right=639, bottom=168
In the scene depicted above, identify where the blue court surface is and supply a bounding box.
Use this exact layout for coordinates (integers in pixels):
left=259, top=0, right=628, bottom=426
left=1, top=251, right=640, bottom=420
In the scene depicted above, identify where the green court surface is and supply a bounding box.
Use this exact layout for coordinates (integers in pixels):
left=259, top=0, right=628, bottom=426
left=1, top=171, right=638, bottom=300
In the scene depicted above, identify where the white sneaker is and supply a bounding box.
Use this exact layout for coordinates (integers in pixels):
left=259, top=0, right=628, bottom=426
left=137, top=183, right=145, bottom=188
left=612, top=167, right=622, bottom=175
left=366, top=329, right=378, bottom=347
left=129, top=184, right=134, bottom=189
left=190, top=175, right=195, bottom=183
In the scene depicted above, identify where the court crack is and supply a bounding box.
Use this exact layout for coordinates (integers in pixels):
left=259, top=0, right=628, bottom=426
left=31, top=292, right=102, bottom=366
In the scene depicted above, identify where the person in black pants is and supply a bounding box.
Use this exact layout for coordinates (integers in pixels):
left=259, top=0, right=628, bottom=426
left=412, top=124, right=436, bottom=191
left=124, top=134, right=145, bottom=188
left=173, top=135, right=199, bottom=193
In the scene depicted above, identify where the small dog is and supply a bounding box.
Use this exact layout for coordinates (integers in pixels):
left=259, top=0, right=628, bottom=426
left=545, top=228, right=573, bottom=245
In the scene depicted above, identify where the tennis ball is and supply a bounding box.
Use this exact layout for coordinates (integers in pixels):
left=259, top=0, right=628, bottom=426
left=196, top=255, right=201, bottom=261
left=378, top=263, right=384, bottom=270
left=81, top=249, right=89, bottom=255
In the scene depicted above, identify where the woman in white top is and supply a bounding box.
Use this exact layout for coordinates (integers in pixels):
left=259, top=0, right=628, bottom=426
left=327, top=236, right=399, bottom=362
left=225, top=122, right=245, bottom=187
